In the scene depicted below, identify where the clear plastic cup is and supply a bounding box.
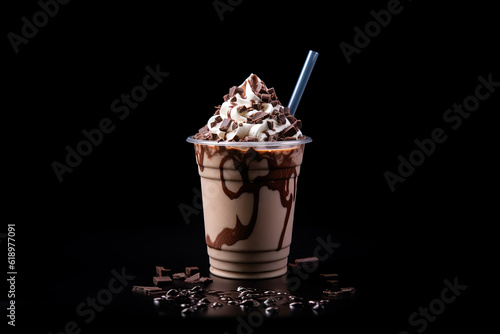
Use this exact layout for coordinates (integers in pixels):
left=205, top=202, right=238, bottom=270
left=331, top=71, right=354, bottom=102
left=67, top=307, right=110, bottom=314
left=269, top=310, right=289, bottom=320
left=187, top=136, right=312, bottom=279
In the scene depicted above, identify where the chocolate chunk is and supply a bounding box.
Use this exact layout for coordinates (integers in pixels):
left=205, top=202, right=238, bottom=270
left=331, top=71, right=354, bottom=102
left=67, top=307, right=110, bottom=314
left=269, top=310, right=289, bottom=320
left=295, top=257, right=319, bottom=266
left=261, top=94, right=271, bottom=102
left=172, top=272, right=187, bottom=280
left=266, top=120, right=274, bottom=130
left=252, top=102, right=260, bottom=110
left=280, top=124, right=297, bottom=137
left=243, top=136, right=258, bottom=142
left=270, top=100, right=279, bottom=107
left=184, top=273, right=200, bottom=283
left=198, top=125, right=209, bottom=134
left=341, top=287, right=356, bottom=295
left=132, top=286, right=162, bottom=295
left=185, top=266, right=200, bottom=276
left=198, top=277, right=213, bottom=283
left=236, top=105, right=247, bottom=114
left=283, top=107, right=290, bottom=115
left=215, top=115, right=222, bottom=123
left=286, top=115, right=297, bottom=123
left=267, top=88, right=275, bottom=95
left=326, top=280, right=340, bottom=289
left=248, top=111, right=269, bottom=123
left=294, top=119, right=302, bottom=129
left=276, top=113, right=286, bottom=124
left=223, top=94, right=230, bottom=102
left=284, top=136, right=297, bottom=141
left=320, top=273, right=339, bottom=281
left=153, top=276, right=172, bottom=286
left=219, top=118, right=233, bottom=132
left=232, top=122, right=238, bottom=130
left=155, top=266, right=171, bottom=277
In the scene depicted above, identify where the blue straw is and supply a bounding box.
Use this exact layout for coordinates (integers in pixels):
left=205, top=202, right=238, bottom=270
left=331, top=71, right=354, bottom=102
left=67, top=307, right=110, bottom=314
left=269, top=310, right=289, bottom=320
left=288, top=50, right=319, bottom=116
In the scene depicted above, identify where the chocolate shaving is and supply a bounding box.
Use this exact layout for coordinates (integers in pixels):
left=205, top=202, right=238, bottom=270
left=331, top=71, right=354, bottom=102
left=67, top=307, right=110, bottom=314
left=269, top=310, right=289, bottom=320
left=228, top=86, right=237, bottom=97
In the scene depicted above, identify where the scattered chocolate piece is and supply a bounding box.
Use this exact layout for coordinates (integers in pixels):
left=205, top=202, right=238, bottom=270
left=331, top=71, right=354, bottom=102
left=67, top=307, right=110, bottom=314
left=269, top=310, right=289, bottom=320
left=185, top=266, right=200, bottom=276
left=243, top=136, right=258, bottom=142
left=266, top=120, right=274, bottom=130
left=294, top=257, right=319, bottom=267
left=341, top=287, right=356, bottom=295
left=320, top=273, right=339, bottom=281
left=198, top=277, right=213, bottom=284
left=132, top=286, right=162, bottom=295
left=155, top=266, right=171, bottom=277
left=326, top=280, right=339, bottom=289
left=153, top=276, right=172, bottom=286
left=261, top=94, right=271, bottom=102
left=184, top=272, right=200, bottom=283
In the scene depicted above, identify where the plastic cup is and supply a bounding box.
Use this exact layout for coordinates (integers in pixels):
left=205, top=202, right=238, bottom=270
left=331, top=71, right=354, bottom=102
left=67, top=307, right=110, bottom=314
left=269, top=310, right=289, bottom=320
left=186, top=136, right=312, bottom=279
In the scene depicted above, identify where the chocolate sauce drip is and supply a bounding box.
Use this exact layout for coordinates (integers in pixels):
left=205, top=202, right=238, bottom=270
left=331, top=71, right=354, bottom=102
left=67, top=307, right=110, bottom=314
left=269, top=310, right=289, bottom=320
left=195, top=144, right=303, bottom=251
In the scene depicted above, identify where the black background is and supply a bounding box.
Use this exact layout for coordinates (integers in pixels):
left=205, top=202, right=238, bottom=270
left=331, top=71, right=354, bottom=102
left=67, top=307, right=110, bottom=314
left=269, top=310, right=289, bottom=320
left=3, top=0, right=498, bottom=333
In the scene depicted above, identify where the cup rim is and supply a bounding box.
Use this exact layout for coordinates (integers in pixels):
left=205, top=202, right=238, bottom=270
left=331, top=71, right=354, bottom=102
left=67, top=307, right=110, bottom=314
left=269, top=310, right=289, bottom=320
left=186, top=135, right=312, bottom=148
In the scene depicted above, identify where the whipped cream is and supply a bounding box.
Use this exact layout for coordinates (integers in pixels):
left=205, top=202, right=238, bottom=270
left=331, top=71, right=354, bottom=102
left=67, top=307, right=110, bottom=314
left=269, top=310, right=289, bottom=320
left=195, top=74, right=304, bottom=142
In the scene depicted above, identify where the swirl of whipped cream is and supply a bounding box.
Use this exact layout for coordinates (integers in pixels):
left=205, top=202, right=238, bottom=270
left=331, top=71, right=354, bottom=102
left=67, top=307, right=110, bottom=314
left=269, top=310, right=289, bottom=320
left=199, top=74, right=304, bottom=142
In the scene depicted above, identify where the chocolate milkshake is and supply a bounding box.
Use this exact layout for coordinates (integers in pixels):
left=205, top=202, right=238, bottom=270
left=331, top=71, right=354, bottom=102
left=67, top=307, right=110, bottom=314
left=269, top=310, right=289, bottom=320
left=187, top=74, right=311, bottom=279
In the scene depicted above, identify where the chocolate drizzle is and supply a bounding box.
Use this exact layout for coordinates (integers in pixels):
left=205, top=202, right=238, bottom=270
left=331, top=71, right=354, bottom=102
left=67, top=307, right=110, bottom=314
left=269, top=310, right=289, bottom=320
left=194, top=144, right=304, bottom=251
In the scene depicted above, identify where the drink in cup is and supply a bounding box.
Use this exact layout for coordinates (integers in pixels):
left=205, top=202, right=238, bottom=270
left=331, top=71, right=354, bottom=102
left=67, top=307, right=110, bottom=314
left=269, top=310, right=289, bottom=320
left=187, top=74, right=311, bottom=279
